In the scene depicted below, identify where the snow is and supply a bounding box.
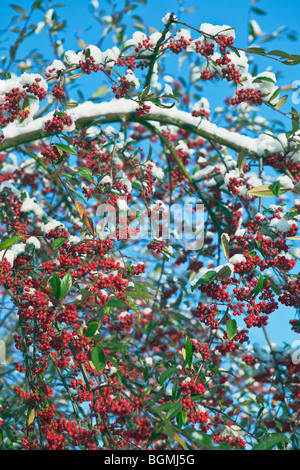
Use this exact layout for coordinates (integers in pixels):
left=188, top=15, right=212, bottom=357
left=162, top=13, right=178, bottom=25
left=229, top=254, right=246, bottom=264
left=144, top=161, right=164, bottom=180
left=0, top=96, right=288, bottom=157
left=163, top=83, right=173, bottom=95
left=101, top=47, right=120, bottom=67
left=26, top=237, right=41, bottom=249
left=192, top=97, right=210, bottom=113
left=78, top=45, right=102, bottom=64
left=200, top=23, right=236, bottom=39
left=269, top=217, right=293, bottom=233
left=249, top=19, right=265, bottom=39
left=125, top=69, right=140, bottom=90
left=44, top=9, right=54, bottom=25
left=276, top=175, right=294, bottom=189
left=35, top=21, right=45, bottom=35
left=44, top=219, right=65, bottom=233
left=100, top=175, right=112, bottom=185
left=64, top=50, right=81, bottom=66
left=46, top=59, right=66, bottom=76
left=21, top=194, right=45, bottom=218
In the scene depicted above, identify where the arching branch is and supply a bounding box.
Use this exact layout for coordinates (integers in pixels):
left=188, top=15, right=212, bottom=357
left=0, top=99, right=261, bottom=154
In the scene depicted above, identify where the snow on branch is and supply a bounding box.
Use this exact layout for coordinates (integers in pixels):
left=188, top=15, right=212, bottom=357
left=0, top=98, right=277, bottom=155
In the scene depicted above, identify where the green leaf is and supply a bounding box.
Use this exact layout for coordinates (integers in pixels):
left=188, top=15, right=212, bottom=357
left=50, top=272, right=61, bottom=300
left=182, top=427, right=212, bottom=449
left=253, top=76, right=275, bottom=84
left=125, top=290, right=155, bottom=300
left=248, top=184, right=289, bottom=198
left=91, top=346, right=106, bottom=372
left=159, top=367, right=176, bottom=385
left=192, top=270, right=217, bottom=291
left=141, top=385, right=152, bottom=397
left=0, top=235, right=24, bottom=251
left=126, top=296, right=141, bottom=319
left=126, top=262, right=133, bottom=274
left=253, top=433, right=288, bottom=450
left=217, top=265, right=233, bottom=279
left=251, top=6, right=266, bottom=14
left=237, top=149, right=247, bottom=173
left=185, top=336, right=193, bottom=368
left=245, top=47, right=266, bottom=54
left=269, top=181, right=282, bottom=196
left=85, top=321, right=99, bottom=337
left=60, top=272, right=72, bottom=299
left=166, top=403, right=183, bottom=420
left=52, top=237, right=67, bottom=250
left=226, top=318, right=237, bottom=341
left=105, top=298, right=128, bottom=309
left=10, top=4, right=28, bottom=18
left=55, top=143, right=77, bottom=155
left=77, top=167, right=94, bottom=183
left=252, top=273, right=264, bottom=297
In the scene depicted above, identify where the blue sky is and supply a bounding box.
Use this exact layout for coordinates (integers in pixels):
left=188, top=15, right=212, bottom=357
left=0, top=0, right=300, bottom=348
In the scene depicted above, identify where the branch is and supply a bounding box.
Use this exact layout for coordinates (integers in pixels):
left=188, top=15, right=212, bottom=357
left=0, top=98, right=263, bottom=154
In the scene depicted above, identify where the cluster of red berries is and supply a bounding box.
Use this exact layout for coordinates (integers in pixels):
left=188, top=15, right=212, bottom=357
left=231, top=88, right=263, bottom=106
left=169, top=34, right=192, bottom=54
left=216, top=34, right=235, bottom=53
left=52, top=83, right=67, bottom=100
left=44, top=112, right=73, bottom=133
left=136, top=102, right=151, bottom=117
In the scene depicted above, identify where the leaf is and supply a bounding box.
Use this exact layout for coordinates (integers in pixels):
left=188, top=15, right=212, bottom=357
left=92, top=84, right=108, bottom=99
left=268, top=50, right=291, bottom=58
left=253, top=433, right=288, bottom=450
left=55, top=143, right=77, bottom=155
left=159, top=367, right=176, bottom=385
left=192, top=270, right=217, bottom=291
left=125, top=290, right=155, bottom=300
left=27, top=408, right=35, bottom=425
left=269, top=181, right=282, bottom=196
left=126, top=296, right=141, bottom=319
left=105, top=298, right=128, bottom=309
left=286, top=235, right=300, bottom=240
left=50, top=273, right=61, bottom=300
left=132, top=22, right=146, bottom=31
left=166, top=403, right=183, bottom=420
left=251, top=6, right=266, bottom=14
left=275, top=95, right=288, bottom=109
left=182, top=427, right=212, bottom=449
left=237, top=149, right=247, bottom=173
left=253, top=76, right=275, bottom=84
left=221, top=233, right=230, bottom=260
left=60, top=272, right=72, bottom=299
left=85, top=321, right=99, bottom=337
left=252, top=273, right=264, bottom=297
left=245, top=47, right=266, bottom=54
left=75, top=200, right=86, bottom=219
left=77, top=38, right=87, bottom=49
left=248, top=184, right=289, bottom=198
left=0, top=235, right=24, bottom=251
left=91, top=346, right=106, bottom=372
left=185, top=336, right=193, bottom=368
left=64, top=102, right=78, bottom=109
left=52, top=237, right=67, bottom=250
left=83, top=214, right=96, bottom=237
left=226, top=318, right=237, bottom=341
left=10, top=4, right=28, bottom=18
left=217, top=265, right=233, bottom=279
